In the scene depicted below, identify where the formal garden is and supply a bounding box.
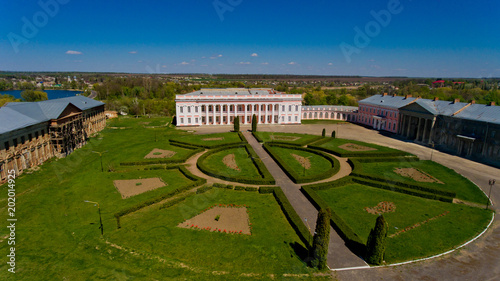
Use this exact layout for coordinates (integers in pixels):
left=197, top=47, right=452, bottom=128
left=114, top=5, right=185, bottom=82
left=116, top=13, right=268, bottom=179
left=0, top=116, right=494, bottom=280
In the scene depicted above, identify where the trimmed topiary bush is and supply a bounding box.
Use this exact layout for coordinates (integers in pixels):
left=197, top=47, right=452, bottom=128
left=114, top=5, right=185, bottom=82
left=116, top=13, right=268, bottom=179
left=331, top=131, right=336, bottom=138
left=322, top=128, right=326, bottom=137
left=252, top=114, right=257, bottom=132
left=310, top=208, right=332, bottom=270
left=365, top=215, right=388, bottom=265
left=234, top=116, right=240, bottom=132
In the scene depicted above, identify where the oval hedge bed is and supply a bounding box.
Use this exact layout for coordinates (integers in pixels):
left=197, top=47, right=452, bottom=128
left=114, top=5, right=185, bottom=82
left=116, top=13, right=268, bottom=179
left=197, top=144, right=275, bottom=185
left=263, top=143, right=340, bottom=184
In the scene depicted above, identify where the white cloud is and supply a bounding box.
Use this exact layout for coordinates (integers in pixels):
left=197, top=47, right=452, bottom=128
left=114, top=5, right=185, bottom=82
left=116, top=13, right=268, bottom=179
left=261, top=62, right=269, bottom=65
left=162, top=65, right=167, bottom=68
left=180, top=61, right=189, bottom=65
left=129, top=51, right=137, bottom=54
left=328, top=63, right=333, bottom=66
left=288, top=61, right=296, bottom=65
left=210, top=54, right=223, bottom=59
left=251, top=53, right=258, bottom=57
left=238, top=62, right=251, bottom=65
left=66, top=50, right=82, bottom=55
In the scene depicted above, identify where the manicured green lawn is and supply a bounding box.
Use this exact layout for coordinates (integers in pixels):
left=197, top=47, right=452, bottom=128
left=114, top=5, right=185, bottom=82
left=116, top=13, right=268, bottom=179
left=92, top=117, right=194, bottom=169
left=317, top=138, right=410, bottom=157
left=201, top=147, right=263, bottom=179
left=317, top=184, right=492, bottom=263
left=254, top=132, right=322, bottom=145
left=170, top=132, right=243, bottom=148
left=0, top=117, right=327, bottom=280
left=111, top=189, right=314, bottom=275
left=356, top=160, right=489, bottom=204
left=267, top=146, right=332, bottom=179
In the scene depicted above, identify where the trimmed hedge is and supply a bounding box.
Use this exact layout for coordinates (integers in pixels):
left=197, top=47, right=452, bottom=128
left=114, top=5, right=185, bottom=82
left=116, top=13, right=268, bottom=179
left=301, top=185, right=366, bottom=255
left=237, top=131, right=247, bottom=143
left=113, top=165, right=206, bottom=228
left=169, top=134, right=246, bottom=149
left=197, top=144, right=275, bottom=185
left=259, top=186, right=277, bottom=194
left=196, top=185, right=214, bottom=194
left=308, top=137, right=333, bottom=146
left=245, top=186, right=258, bottom=192
left=169, top=141, right=202, bottom=150
left=252, top=131, right=264, bottom=143
left=352, top=172, right=456, bottom=198
left=272, top=187, right=313, bottom=249
left=213, top=183, right=234, bottom=190
left=159, top=194, right=192, bottom=210
left=254, top=132, right=324, bottom=146
left=351, top=177, right=454, bottom=203
left=351, top=156, right=419, bottom=163
left=308, top=144, right=411, bottom=158
left=120, top=147, right=203, bottom=166
left=302, top=176, right=355, bottom=191
left=263, top=143, right=340, bottom=184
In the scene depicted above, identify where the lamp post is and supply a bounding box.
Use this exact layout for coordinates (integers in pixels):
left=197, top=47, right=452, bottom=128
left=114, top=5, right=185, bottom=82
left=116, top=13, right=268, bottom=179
left=486, top=179, right=495, bottom=210
left=92, top=151, right=108, bottom=172
left=84, top=200, right=103, bottom=235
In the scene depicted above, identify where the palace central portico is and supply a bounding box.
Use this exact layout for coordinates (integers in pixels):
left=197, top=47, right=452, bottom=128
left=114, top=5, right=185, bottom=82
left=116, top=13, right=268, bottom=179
left=175, top=88, right=302, bottom=126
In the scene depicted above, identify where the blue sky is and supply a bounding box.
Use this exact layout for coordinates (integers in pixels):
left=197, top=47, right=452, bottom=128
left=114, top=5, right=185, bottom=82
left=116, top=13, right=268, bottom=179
left=0, top=0, right=499, bottom=77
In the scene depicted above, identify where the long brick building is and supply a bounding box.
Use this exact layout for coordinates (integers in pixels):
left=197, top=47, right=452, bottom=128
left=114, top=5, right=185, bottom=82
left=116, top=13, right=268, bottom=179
left=0, top=96, right=106, bottom=183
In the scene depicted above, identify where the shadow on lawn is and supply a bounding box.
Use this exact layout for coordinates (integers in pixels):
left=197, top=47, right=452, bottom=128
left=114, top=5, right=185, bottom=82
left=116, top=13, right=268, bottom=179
left=289, top=241, right=311, bottom=262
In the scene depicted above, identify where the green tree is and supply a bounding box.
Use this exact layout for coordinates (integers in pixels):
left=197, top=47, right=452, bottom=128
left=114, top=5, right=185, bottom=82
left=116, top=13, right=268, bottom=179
left=234, top=116, right=240, bottom=132
left=310, top=208, right=332, bottom=270
left=21, top=90, right=48, bottom=102
left=322, top=128, right=326, bottom=137
left=0, top=94, right=17, bottom=106
left=366, top=215, right=388, bottom=265
left=331, top=130, right=336, bottom=138
left=252, top=114, right=257, bottom=132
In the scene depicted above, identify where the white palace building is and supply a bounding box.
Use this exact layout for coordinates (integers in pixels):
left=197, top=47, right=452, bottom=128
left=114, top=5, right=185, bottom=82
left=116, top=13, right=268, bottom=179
left=175, top=88, right=303, bottom=126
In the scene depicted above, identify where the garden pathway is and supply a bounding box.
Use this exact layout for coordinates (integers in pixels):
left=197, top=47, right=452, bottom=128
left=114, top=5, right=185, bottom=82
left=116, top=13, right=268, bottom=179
left=242, top=131, right=368, bottom=269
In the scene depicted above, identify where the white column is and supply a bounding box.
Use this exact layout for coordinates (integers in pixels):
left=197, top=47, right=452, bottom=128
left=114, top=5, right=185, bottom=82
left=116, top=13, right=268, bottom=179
left=272, top=104, right=275, bottom=124
left=244, top=104, right=248, bottom=124
left=205, top=104, right=209, bottom=125
left=212, top=104, right=216, bottom=125
left=221, top=104, right=224, bottom=125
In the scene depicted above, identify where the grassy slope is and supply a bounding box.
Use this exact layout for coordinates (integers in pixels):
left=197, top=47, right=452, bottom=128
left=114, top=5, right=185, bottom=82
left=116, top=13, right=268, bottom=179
left=317, top=184, right=492, bottom=263
left=268, top=146, right=332, bottom=178
left=357, top=160, right=489, bottom=204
